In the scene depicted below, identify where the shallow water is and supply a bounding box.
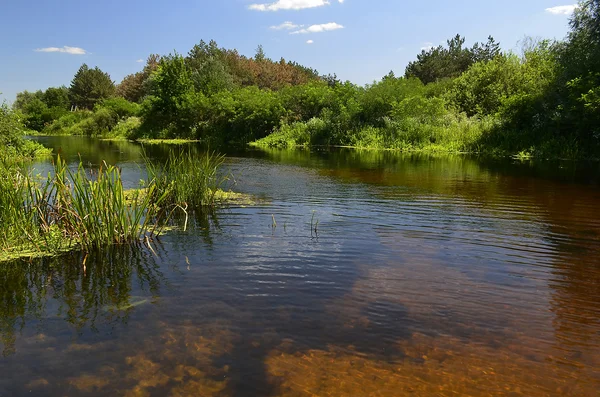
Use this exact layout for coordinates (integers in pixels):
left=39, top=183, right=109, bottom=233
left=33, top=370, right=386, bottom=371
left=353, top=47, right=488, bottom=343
left=1, top=136, right=600, bottom=396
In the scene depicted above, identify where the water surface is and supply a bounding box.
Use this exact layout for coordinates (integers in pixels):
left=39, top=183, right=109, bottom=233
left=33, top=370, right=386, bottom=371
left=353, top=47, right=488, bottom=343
left=1, top=136, right=599, bottom=396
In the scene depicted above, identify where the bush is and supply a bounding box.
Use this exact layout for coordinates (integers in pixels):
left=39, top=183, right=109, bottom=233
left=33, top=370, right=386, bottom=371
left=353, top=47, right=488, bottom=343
left=110, top=117, right=142, bottom=139
left=43, top=111, right=91, bottom=135
left=253, top=117, right=328, bottom=148
left=97, top=97, right=141, bottom=118
left=0, top=103, right=49, bottom=158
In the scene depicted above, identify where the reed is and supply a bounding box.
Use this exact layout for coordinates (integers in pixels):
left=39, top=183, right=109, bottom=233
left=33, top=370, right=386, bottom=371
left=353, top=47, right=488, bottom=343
left=48, top=156, right=169, bottom=249
left=1, top=149, right=227, bottom=261
left=145, top=149, right=227, bottom=209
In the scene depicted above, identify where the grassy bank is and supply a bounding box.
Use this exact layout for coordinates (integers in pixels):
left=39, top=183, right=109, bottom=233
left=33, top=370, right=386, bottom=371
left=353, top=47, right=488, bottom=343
left=251, top=113, right=496, bottom=154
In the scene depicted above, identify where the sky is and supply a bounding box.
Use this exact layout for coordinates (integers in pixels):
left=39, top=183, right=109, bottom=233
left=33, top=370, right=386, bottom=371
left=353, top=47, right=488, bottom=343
left=0, top=0, right=579, bottom=102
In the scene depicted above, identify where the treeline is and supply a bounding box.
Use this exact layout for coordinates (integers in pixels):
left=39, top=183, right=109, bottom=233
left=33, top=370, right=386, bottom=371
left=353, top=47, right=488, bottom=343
left=11, top=0, right=600, bottom=158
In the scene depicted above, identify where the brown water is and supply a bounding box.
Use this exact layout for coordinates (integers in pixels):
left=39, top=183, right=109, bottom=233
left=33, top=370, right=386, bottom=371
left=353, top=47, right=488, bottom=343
left=1, top=137, right=600, bottom=396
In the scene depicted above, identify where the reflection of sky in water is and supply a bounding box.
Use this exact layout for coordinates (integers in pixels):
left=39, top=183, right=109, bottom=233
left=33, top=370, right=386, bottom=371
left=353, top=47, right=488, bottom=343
left=1, top=138, right=599, bottom=396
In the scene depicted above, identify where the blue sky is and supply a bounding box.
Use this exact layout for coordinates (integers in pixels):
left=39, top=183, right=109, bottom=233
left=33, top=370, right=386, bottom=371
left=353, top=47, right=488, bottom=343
left=0, top=0, right=578, bottom=102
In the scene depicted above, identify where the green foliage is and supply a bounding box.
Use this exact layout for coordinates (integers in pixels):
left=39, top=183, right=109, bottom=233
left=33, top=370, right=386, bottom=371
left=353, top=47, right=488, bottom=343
left=279, top=81, right=335, bottom=122
left=187, top=40, right=234, bottom=95
left=110, top=117, right=142, bottom=139
left=42, top=111, right=91, bottom=135
left=14, top=24, right=600, bottom=158
left=359, top=77, right=425, bottom=124
left=42, top=97, right=141, bottom=137
left=21, top=97, right=48, bottom=131
left=0, top=103, right=49, bottom=158
left=205, top=87, right=286, bottom=143
left=70, top=64, right=115, bottom=109
left=556, top=0, right=600, bottom=142
left=43, top=86, right=70, bottom=109
left=98, top=97, right=141, bottom=118
left=449, top=54, right=524, bottom=116
left=405, top=35, right=501, bottom=84
left=12, top=87, right=71, bottom=132
left=254, top=117, right=328, bottom=148
left=138, top=53, right=205, bottom=138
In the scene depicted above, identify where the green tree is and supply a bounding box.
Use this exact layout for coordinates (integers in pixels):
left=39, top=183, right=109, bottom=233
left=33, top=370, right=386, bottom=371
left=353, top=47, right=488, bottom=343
left=43, top=86, right=70, bottom=109
left=558, top=0, right=600, bottom=140
left=140, top=53, right=205, bottom=137
left=0, top=101, right=25, bottom=149
left=69, top=64, right=115, bottom=109
left=255, top=45, right=267, bottom=62
left=405, top=35, right=501, bottom=84
left=13, top=90, right=44, bottom=112
left=186, top=40, right=234, bottom=95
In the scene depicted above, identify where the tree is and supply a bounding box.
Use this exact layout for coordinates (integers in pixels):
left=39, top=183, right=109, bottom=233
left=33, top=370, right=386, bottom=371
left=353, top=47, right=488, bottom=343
left=69, top=64, right=115, bottom=109
left=0, top=101, right=25, bottom=149
left=116, top=54, right=161, bottom=103
left=43, top=86, right=70, bottom=109
left=322, top=73, right=340, bottom=88
left=255, top=45, right=266, bottom=62
left=405, top=34, right=501, bottom=84
left=13, top=90, right=44, bottom=112
left=186, top=40, right=234, bottom=95
left=140, top=53, right=205, bottom=137
left=558, top=0, right=600, bottom=137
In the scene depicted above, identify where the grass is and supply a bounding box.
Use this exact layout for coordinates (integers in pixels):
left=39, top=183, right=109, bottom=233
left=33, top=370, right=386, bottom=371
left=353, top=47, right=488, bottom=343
left=137, top=139, right=201, bottom=145
left=0, top=149, right=230, bottom=262
left=145, top=149, right=228, bottom=209
left=0, top=156, right=170, bottom=261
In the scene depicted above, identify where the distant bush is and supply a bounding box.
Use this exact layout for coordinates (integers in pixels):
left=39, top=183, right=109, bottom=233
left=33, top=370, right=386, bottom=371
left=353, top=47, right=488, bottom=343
left=97, top=97, right=141, bottom=118
left=110, top=117, right=142, bottom=139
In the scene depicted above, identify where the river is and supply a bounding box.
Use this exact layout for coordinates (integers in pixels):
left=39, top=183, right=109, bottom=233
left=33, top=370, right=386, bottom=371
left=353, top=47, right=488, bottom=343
left=1, top=136, right=599, bottom=396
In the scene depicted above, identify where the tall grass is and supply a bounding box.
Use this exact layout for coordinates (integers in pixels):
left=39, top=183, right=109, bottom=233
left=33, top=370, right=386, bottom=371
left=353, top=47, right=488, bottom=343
left=0, top=157, right=35, bottom=248
left=50, top=157, right=171, bottom=248
left=0, top=149, right=226, bottom=261
left=145, top=149, right=227, bottom=208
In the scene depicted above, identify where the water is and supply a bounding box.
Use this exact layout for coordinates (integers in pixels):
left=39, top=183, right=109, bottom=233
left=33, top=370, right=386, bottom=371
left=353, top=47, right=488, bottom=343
left=1, top=136, right=600, bottom=396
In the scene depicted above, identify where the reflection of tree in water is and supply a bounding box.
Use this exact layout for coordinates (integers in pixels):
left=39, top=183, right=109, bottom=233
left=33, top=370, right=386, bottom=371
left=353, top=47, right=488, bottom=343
left=542, top=191, right=600, bottom=376
left=0, top=245, right=165, bottom=357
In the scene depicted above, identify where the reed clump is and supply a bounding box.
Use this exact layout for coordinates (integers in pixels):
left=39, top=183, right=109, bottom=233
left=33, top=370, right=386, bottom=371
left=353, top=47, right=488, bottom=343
left=145, top=150, right=227, bottom=209
left=0, top=150, right=226, bottom=261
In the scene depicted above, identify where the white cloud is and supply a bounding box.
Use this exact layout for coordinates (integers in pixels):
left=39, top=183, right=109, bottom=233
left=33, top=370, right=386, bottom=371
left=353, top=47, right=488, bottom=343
left=306, top=40, right=314, bottom=44
left=291, top=22, right=344, bottom=34
left=136, top=59, right=144, bottom=63
left=34, top=46, right=87, bottom=55
left=420, top=42, right=433, bottom=51
left=545, top=4, right=577, bottom=15
left=270, top=21, right=302, bottom=30
left=249, top=0, right=343, bottom=12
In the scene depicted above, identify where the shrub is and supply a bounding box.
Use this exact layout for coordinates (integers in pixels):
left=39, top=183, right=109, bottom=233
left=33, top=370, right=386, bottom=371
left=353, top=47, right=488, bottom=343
left=97, top=97, right=141, bottom=118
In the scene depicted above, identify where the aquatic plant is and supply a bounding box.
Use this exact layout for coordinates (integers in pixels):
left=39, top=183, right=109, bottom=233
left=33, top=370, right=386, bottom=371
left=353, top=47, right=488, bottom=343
left=145, top=149, right=227, bottom=209
left=0, top=149, right=228, bottom=261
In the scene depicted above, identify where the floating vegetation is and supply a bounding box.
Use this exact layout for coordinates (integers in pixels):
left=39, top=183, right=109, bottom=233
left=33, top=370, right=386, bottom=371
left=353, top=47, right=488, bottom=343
left=137, top=139, right=202, bottom=145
